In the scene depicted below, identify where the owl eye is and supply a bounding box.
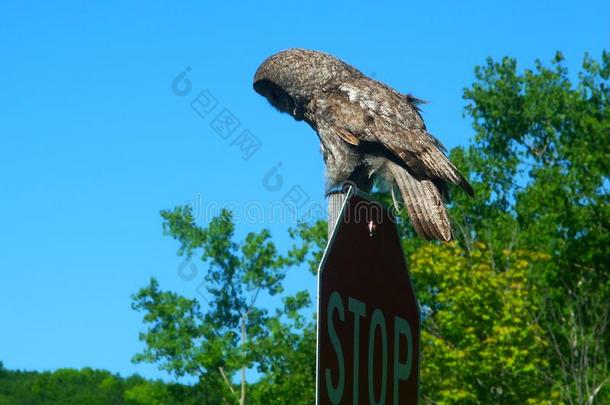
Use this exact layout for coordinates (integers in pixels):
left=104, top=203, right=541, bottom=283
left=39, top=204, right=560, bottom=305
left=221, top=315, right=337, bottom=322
left=270, top=91, right=284, bottom=106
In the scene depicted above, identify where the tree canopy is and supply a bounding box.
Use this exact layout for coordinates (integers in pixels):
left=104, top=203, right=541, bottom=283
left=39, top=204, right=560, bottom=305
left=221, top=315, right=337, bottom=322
left=0, top=365, right=201, bottom=405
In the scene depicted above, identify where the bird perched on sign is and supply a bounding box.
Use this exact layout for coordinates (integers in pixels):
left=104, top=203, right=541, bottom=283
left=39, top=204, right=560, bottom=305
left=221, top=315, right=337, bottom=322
left=253, top=48, right=473, bottom=241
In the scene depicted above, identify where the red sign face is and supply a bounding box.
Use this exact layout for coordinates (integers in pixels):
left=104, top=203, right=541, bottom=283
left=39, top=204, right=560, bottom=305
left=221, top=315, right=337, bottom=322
left=317, top=189, right=420, bottom=405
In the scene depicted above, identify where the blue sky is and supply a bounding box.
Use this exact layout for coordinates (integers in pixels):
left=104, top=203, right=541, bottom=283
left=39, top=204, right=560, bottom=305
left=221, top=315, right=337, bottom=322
left=0, top=0, right=607, bottom=381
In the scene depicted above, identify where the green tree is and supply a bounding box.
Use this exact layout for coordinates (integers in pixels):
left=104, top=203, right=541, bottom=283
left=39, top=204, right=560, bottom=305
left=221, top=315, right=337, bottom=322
left=0, top=365, right=201, bottom=404
left=410, top=243, right=555, bottom=403
left=132, top=208, right=315, bottom=404
left=123, top=380, right=173, bottom=405
left=448, top=51, right=609, bottom=404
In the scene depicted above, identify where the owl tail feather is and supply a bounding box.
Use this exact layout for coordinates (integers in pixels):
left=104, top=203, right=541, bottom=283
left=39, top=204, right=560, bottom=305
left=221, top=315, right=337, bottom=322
left=387, top=162, right=453, bottom=242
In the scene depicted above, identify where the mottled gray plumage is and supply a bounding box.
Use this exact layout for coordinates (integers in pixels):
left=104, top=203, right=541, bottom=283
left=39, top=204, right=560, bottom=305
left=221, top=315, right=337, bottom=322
left=253, top=48, right=473, bottom=241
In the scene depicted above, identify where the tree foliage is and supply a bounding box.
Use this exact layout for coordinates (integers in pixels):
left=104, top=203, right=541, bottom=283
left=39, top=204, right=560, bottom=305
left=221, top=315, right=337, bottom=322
left=132, top=207, right=316, bottom=404
left=0, top=366, right=199, bottom=405
left=411, top=243, right=554, bottom=403
left=446, top=51, right=610, bottom=404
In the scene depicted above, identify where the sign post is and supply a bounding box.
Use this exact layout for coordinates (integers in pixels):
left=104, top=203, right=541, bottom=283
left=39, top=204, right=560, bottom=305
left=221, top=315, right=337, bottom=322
left=317, top=186, right=420, bottom=405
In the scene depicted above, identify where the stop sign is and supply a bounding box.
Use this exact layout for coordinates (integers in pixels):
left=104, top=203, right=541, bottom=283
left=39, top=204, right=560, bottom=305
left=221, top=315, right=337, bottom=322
left=317, top=188, right=420, bottom=405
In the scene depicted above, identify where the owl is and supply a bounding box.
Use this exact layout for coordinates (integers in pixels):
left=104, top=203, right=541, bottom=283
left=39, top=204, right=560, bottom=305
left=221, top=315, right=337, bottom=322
left=253, top=48, right=473, bottom=241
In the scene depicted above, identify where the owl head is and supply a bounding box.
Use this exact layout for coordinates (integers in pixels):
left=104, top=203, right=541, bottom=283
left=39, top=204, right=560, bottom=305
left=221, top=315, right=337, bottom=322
left=253, top=48, right=359, bottom=121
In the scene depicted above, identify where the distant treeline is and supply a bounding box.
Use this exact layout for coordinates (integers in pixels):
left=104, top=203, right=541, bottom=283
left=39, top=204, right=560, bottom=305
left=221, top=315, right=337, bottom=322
left=0, top=362, right=200, bottom=405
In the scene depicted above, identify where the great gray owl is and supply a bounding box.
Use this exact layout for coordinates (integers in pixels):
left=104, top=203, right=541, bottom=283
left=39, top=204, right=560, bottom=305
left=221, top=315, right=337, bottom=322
left=253, top=48, right=473, bottom=241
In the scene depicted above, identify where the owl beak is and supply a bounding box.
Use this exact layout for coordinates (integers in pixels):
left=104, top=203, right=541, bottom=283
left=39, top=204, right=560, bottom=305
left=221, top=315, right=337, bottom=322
left=292, top=106, right=304, bottom=121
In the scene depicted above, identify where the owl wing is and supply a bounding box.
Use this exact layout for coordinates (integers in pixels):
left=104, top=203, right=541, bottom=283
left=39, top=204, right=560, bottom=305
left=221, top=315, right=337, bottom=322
left=387, top=160, right=453, bottom=241
left=333, top=79, right=473, bottom=194
left=314, top=79, right=473, bottom=241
